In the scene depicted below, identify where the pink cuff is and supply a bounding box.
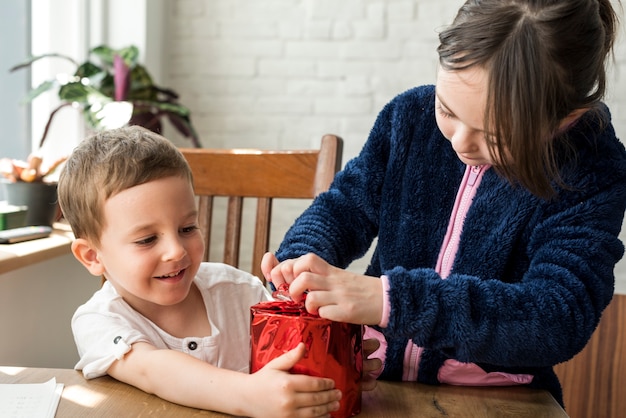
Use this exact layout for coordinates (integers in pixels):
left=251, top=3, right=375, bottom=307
left=378, top=275, right=391, bottom=328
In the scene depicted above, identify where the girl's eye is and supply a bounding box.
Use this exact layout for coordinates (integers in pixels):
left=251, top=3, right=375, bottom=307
left=436, top=103, right=454, bottom=119
left=181, top=225, right=199, bottom=234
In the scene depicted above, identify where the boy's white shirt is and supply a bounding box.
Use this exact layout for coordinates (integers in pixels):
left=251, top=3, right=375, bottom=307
left=72, top=262, right=271, bottom=379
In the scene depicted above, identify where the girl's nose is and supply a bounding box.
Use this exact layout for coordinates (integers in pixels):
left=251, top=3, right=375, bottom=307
left=450, top=126, right=479, bottom=153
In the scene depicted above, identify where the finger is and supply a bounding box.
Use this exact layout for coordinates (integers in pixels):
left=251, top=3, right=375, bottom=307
left=274, top=259, right=300, bottom=285
left=362, top=338, right=381, bottom=356
left=301, top=402, right=341, bottom=418
left=363, top=357, right=383, bottom=374
left=292, top=253, right=329, bottom=277
left=291, top=386, right=342, bottom=412
left=287, top=373, right=337, bottom=393
left=264, top=342, right=306, bottom=371
left=316, top=304, right=350, bottom=322
left=361, top=376, right=378, bottom=392
left=291, top=380, right=341, bottom=418
left=260, top=252, right=279, bottom=282
left=307, top=292, right=349, bottom=321
left=289, top=271, right=334, bottom=303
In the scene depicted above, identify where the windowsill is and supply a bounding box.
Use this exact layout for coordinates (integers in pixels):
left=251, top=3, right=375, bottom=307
left=0, top=222, right=74, bottom=275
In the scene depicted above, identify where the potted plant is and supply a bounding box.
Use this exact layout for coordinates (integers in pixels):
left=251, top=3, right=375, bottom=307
left=9, top=44, right=201, bottom=148
left=1, top=44, right=201, bottom=227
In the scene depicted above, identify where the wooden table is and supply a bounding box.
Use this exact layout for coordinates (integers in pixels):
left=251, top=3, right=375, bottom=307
left=1, top=366, right=568, bottom=417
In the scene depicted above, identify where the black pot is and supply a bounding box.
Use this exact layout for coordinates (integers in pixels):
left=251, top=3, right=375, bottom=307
left=2, top=180, right=59, bottom=227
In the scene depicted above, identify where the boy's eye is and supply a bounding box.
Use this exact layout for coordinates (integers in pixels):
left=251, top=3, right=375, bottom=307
left=181, top=225, right=199, bottom=234
left=135, top=236, right=157, bottom=246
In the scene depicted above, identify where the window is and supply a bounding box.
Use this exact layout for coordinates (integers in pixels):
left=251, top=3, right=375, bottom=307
left=2, top=0, right=158, bottom=190
left=0, top=1, right=31, bottom=168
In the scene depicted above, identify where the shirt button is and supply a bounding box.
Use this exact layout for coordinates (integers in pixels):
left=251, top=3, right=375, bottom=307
left=188, top=341, right=198, bottom=350
left=113, top=336, right=122, bottom=344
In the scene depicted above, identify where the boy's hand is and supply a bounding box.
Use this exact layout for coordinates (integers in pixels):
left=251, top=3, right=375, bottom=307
left=248, top=343, right=341, bottom=418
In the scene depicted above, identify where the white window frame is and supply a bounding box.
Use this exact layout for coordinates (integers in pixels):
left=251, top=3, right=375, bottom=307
left=29, top=0, right=164, bottom=168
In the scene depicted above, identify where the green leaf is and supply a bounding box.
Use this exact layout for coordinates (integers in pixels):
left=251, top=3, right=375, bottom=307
left=131, top=100, right=191, bottom=117
left=128, top=64, right=154, bottom=91
left=167, top=113, right=201, bottom=148
left=90, top=45, right=116, bottom=67
left=75, top=62, right=103, bottom=78
left=58, top=82, right=98, bottom=103
left=22, top=79, right=59, bottom=103
left=97, top=73, right=115, bottom=98
left=117, top=45, right=139, bottom=67
left=90, top=45, right=139, bottom=68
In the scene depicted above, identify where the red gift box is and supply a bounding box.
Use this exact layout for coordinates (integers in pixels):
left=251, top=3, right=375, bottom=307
left=250, top=300, right=363, bottom=418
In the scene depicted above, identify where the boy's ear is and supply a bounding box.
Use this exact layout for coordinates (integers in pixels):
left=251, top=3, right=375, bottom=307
left=71, top=238, right=105, bottom=276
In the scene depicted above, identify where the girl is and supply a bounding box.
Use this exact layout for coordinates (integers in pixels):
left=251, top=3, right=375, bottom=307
left=262, top=0, right=626, bottom=407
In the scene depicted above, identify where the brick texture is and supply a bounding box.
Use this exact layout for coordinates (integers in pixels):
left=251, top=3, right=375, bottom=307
left=163, top=0, right=626, bottom=277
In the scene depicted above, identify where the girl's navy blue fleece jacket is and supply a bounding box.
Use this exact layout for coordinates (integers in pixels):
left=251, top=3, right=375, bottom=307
left=275, top=85, right=626, bottom=405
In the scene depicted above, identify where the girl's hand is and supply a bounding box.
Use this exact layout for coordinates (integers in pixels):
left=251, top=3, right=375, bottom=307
left=248, top=343, right=341, bottom=418
left=275, top=253, right=384, bottom=325
left=262, top=252, right=288, bottom=287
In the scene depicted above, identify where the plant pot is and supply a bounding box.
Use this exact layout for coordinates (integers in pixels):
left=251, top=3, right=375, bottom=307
left=1, top=180, right=59, bottom=227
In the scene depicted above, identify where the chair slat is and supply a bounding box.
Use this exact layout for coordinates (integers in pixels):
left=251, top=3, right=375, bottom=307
left=181, top=134, right=343, bottom=284
left=224, top=196, right=243, bottom=267
left=197, top=196, right=213, bottom=262
left=252, top=197, right=272, bottom=280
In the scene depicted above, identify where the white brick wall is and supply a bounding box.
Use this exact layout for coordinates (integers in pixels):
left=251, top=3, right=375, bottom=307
left=163, top=0, right=626, bottom=291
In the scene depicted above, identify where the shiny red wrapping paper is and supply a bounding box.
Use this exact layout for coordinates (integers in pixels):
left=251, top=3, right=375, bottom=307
left=250, top=300, right=363, bottom=418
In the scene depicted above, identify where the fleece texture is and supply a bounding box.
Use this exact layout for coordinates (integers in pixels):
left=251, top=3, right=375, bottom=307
left=275, top=85, right=626, bottom=405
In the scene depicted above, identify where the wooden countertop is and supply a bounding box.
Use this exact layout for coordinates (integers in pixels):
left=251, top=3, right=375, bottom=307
left=0, top=222, right=74, bottom=275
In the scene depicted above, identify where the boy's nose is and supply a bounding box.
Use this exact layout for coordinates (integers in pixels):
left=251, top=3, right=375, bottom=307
left=162, top=236, right=187, bottom=261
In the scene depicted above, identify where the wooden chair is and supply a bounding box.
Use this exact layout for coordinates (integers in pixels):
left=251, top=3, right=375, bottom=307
left=553, top=293, right=626, bottom=418
left=180, top=134, right=343, bottom=283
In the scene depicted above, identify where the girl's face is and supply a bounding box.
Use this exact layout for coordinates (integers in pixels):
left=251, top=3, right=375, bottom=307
left=435, top=65, right=495, bottom=166
left=94, top=175, right=205, bottom=317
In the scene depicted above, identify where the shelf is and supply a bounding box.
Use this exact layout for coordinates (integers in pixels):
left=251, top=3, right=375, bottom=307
left=0, top=222, right=74, bottom=275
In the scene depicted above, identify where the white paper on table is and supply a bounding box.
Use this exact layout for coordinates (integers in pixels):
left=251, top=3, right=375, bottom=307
left=0, top=377, right=64, bottom=418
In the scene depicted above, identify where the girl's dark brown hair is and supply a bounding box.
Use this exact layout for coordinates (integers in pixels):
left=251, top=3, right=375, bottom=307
left=437, top=0, right=619, bottom=198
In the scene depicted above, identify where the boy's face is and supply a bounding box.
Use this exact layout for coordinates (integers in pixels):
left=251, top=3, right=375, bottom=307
left=88, top=175, right=204, bottom=315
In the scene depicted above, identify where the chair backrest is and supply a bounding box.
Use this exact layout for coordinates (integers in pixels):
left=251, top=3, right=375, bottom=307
left=553, top=293, right=626, bottom=418
left=180, top=134, right=343, bottom=283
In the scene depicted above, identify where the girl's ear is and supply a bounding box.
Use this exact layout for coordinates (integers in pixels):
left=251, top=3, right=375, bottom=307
left=71, top=238, right=105, bottom=276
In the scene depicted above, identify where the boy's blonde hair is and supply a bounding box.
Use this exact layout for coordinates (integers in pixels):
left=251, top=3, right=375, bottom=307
left=58, top=126, right=193, bottom=246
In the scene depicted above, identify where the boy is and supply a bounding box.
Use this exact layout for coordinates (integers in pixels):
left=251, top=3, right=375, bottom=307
left=58, top=126, right=343, bottom=417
